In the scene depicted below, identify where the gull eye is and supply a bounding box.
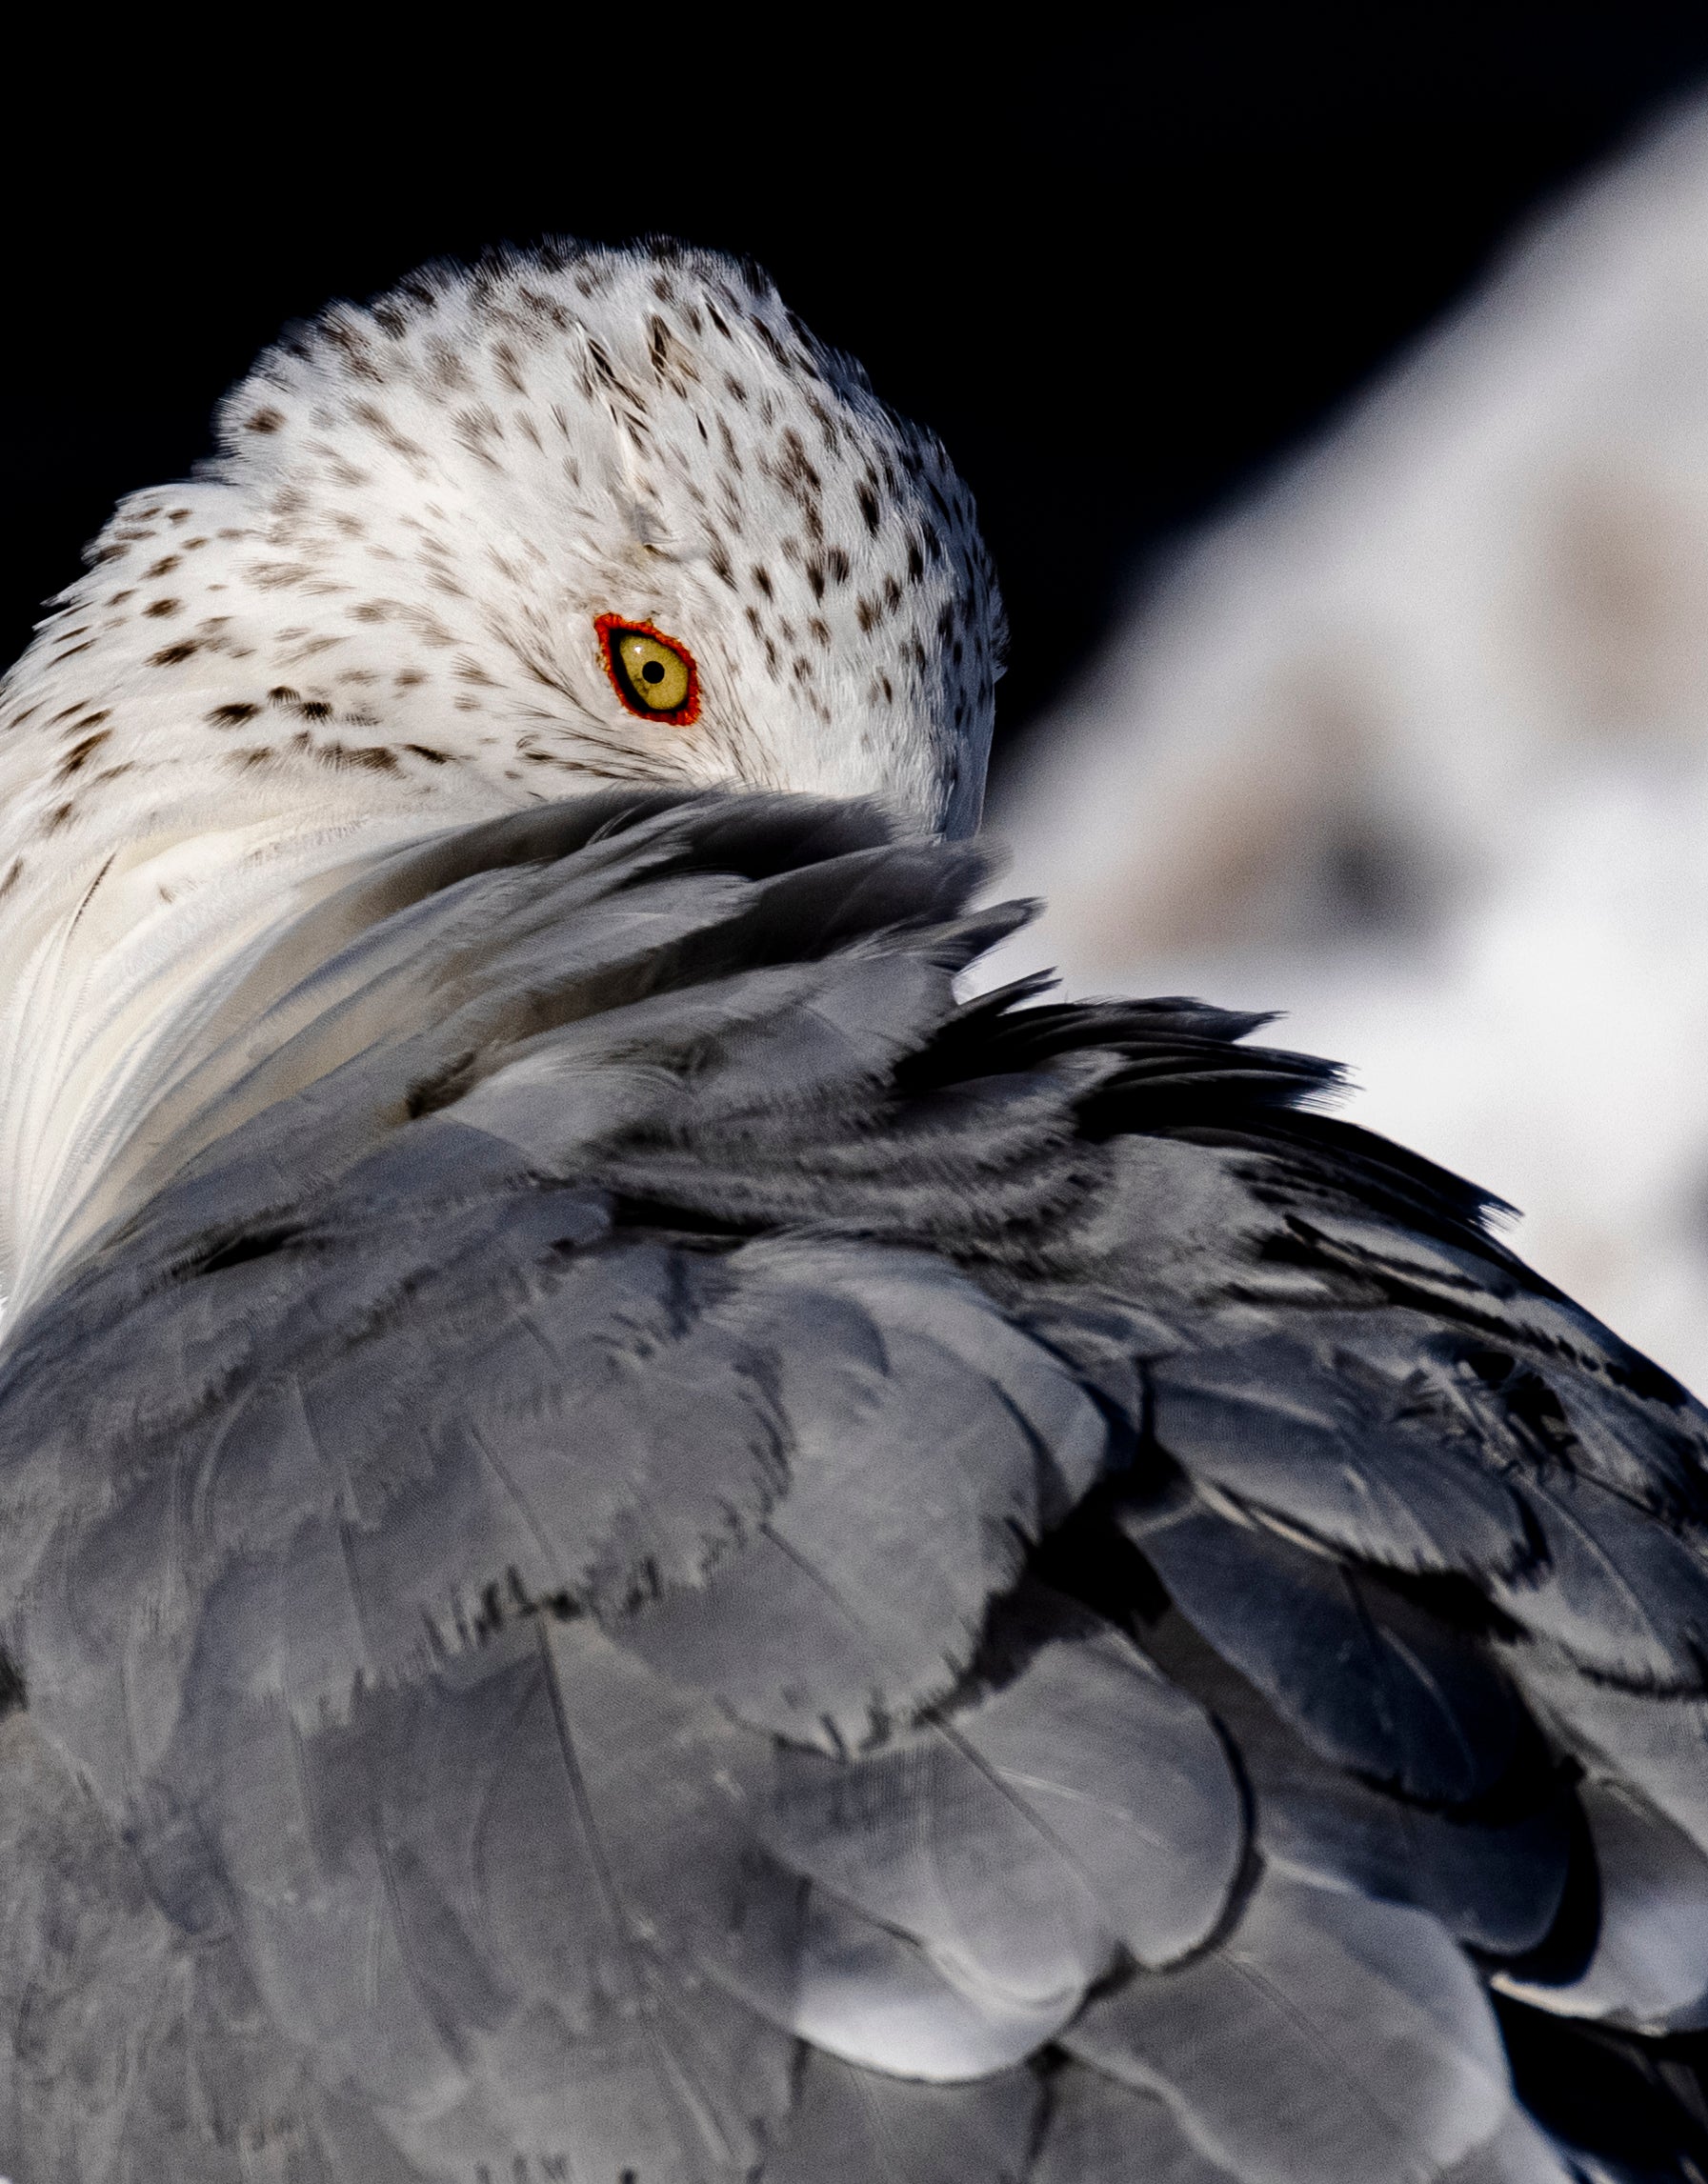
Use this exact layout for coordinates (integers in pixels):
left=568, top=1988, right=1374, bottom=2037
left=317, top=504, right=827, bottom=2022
left=594, top=614, right=699, bottom=725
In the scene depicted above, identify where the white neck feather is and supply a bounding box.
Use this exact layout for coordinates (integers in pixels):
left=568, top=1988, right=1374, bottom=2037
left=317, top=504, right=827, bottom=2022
left=0, top=786, right=501, bottom=1326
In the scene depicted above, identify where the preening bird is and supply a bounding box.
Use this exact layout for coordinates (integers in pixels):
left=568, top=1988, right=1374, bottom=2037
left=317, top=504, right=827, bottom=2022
left=3, top=243, right=1708, bottom=2184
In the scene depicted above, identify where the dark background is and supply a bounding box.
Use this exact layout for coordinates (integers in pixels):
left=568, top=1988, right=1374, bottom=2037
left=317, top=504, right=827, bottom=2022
left=6, top=5, right=1707, bottom=771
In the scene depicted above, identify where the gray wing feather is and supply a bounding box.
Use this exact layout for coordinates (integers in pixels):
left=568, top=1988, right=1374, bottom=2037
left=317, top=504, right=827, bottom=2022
left=1147, top=1330, right=1535, bottom=1574
left=1487, top=1472, right=1708, bottom=1684
left=617, top=1244, right=1108, bottom=1750
left=1440, top=2113, right=1582, bottom=2184
left=1030, top=2066, right=1247, bottom=2183
left=1062, top=1873, right=1515, bottom=2184
left=760, top=2052, right=1041, bottom=2184
left=1150, top=1603, right=1571, bottom=1956
left=1517, top=1654, right=1708, bottom=1864
left=1494, top=1777, right=1708, bottom=2033
left=1126, top=1493, right=1529, bottom=1802
left=762, top=1590, right=1242, bottom=2006
left=0, top=1713, right=183, bottom=2183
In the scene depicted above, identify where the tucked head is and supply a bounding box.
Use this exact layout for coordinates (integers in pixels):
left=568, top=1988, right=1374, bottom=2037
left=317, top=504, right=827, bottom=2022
left=1, top=240, right=1002, bottom=857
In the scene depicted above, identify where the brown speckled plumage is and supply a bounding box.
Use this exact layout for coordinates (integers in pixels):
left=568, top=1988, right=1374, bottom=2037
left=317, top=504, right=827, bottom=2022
left=0, top=242, right=999, bottom=875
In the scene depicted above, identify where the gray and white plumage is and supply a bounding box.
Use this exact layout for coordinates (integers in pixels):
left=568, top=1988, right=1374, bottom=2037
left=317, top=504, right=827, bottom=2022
left=0, top=244, right=1705, bottom=2184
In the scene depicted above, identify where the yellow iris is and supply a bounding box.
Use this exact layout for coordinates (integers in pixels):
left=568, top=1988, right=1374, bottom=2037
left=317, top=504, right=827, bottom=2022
left=615, top=631, right=692, bottom=713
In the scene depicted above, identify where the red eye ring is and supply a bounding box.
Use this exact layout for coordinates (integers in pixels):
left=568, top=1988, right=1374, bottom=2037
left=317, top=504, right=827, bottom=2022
left=594, top=613, right=701, bottom=727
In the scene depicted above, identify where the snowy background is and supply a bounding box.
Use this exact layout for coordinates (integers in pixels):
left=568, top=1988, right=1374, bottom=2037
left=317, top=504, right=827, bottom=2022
left=988, top=103, right=1708, bottom=1388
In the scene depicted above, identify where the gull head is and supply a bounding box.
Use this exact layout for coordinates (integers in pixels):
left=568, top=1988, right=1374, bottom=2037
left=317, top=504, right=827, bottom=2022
left=1, top=239, right=1002, bottom=868
left=0, top=243, right=1004, bottom=1316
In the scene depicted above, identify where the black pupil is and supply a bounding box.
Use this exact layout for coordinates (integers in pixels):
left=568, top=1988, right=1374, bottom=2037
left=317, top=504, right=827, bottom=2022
left=641, top=659, right=666, bottom=685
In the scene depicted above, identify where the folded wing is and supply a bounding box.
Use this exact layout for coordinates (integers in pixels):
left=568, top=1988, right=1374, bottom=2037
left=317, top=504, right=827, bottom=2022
left=4, top=791, right=1707, bottom=2181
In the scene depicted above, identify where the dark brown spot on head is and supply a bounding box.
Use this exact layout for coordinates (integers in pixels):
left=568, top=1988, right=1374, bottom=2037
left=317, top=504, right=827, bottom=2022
left=55, top=731, right=112, bottom=781
left=316, top=741, right=399, bottom=771
left=144, top=599, right=180, bottom=618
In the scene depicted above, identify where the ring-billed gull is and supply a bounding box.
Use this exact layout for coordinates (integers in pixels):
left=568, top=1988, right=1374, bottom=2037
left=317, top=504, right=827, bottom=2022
left=0, top=241, right=1703, bottom=2181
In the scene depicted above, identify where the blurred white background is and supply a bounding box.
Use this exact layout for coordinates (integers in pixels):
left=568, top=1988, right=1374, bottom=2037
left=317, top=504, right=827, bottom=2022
left=989, top=102, right=1708, bottom=1390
